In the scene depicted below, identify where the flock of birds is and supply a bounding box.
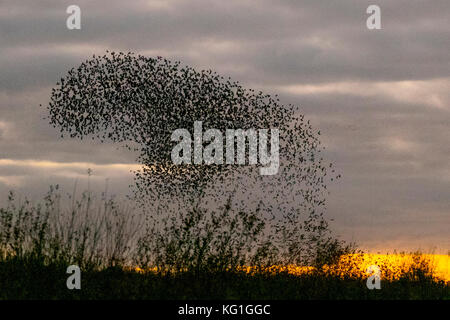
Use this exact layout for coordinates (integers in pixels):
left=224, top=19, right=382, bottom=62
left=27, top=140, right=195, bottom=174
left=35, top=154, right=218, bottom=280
left=46, top=51, right=339, bottom=263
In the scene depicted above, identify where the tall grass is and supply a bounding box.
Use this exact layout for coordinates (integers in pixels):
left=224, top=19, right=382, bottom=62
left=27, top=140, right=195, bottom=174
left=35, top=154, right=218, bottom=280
left=1, top=184, right=447, bottom=300
left=0, top=185, right=141, bottom=269
left=135, top=193, right=279, bottom=274
left=0, top=184, right=352, bottom=272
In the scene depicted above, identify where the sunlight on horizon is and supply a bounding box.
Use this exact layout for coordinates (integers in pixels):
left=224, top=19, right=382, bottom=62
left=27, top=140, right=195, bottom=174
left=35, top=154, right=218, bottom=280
left=134, top=253, right=450, bottom=283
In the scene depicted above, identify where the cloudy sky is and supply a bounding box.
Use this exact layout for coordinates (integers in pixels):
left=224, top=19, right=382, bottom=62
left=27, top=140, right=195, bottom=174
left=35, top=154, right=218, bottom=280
left=0, top=0, right=449, bottom=253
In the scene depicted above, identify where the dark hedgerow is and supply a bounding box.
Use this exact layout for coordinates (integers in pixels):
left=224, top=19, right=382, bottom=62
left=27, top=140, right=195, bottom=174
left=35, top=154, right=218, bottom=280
left=0, top=187, right=448, bottom=300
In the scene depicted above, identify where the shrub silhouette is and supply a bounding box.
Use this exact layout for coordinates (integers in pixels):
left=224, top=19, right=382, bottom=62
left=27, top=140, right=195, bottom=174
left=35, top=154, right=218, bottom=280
left=1, top=187, right=447, bottom=300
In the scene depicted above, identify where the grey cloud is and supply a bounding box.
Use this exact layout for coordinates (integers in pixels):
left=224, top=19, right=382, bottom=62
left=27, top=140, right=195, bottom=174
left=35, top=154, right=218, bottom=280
left=1, top=0, right=449, bottom=91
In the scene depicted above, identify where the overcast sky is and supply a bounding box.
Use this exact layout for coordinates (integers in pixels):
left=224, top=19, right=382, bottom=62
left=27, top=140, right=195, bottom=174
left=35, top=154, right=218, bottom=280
left=0, top=0, right=449, bottom=253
